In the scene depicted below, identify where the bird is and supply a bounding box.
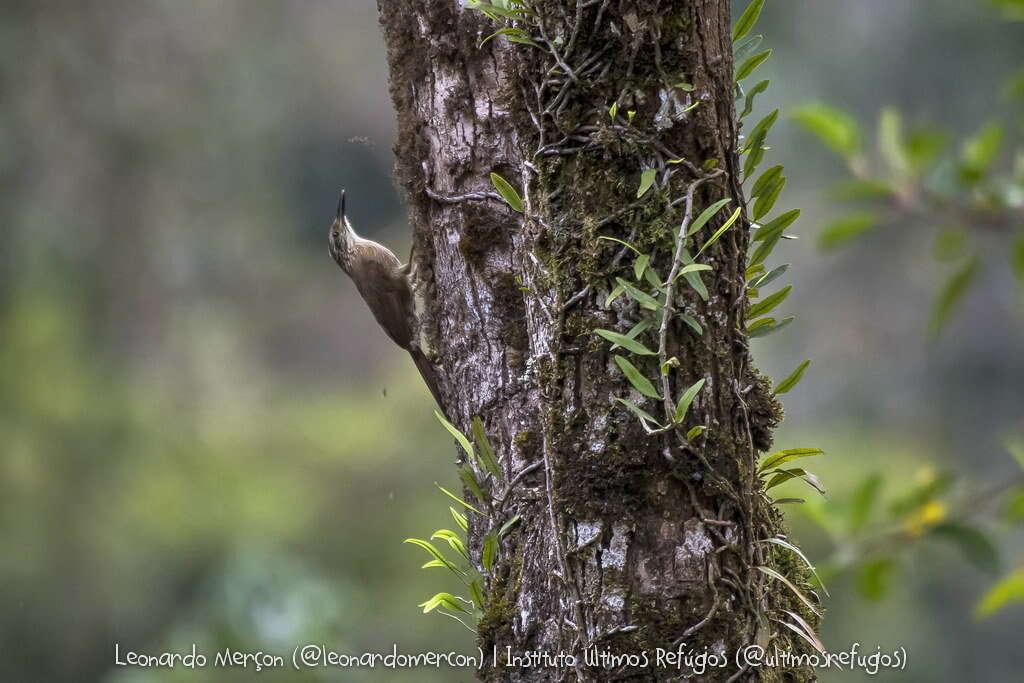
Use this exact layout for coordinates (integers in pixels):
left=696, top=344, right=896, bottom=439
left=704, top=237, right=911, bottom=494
left=327, top=190, right=444, bottom=408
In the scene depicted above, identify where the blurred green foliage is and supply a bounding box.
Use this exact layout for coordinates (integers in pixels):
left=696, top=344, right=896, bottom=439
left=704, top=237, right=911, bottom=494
left=786, top=0, right=1024, bottom=643
left=0, top=284, right=471, bottom=682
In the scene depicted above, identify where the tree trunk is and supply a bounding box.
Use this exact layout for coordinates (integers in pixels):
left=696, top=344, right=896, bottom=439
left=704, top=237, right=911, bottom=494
left=377, top=1, right=818, bottom=680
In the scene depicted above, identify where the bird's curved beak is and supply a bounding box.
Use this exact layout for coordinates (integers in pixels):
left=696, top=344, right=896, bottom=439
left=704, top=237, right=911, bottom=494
left=328, top=189, right=346, bottom=262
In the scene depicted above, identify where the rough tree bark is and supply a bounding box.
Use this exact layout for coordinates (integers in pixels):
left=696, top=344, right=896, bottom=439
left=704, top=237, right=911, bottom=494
left=377, top=1, right=818, bottom=680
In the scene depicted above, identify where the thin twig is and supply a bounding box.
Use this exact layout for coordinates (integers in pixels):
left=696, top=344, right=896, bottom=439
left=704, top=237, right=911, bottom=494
left=425, top=186, right=505, bottom=204
left=657, top=171, right=724, bottom=426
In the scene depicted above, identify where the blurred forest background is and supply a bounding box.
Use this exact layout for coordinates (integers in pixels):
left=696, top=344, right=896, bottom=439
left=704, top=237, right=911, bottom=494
left=1, top=1, right=1022, bottom=681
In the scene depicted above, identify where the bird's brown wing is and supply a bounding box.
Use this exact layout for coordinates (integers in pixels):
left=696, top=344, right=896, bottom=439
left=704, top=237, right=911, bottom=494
left=345, top=242, right=444, bottom=409
left=351, top=254, right=414, bottom=350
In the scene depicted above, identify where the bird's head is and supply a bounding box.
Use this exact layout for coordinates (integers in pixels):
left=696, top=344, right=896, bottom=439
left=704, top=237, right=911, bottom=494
left=327, top=189, right=353, bottom=270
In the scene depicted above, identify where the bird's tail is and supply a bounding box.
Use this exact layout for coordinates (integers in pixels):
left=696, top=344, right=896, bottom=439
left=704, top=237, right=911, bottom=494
left=409, top=347, right=445, bottom=412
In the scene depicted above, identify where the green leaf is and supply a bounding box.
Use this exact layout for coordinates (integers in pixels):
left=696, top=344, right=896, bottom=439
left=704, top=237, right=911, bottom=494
left=1007, top=436, right=1024, bottom=470
left=743, top=109, right=779, bottom=154
left=605, top=283, right=625, bottom=308
left=1006, top=489, right=1024, bottom=523
left=746, top=316, right=776, bottom=333
left=671, top=263, right=713, bottom=284
left=686, top=425, right=706, bottom=440
left=746, top=284, right=792, bottom=320
left=450, top=507, right=469, bottom=533
left=773, top=359, right=810, bottom=395
left=436, top=411, right=475, bottom=460
left=733, top=34, right=763, bottom=66
left=679, top=313, right=703, bottom=336
left=791, top=104, right=861, bottom=159
left=608, top=319, right=652, bottom=351
left=499, top=515, right=522, bottom=537
left=472, top=416, right=502, bottom=479
left=749, top=209, right=800, bottom=268
left=615, top=277, right=660, bottom=310
left=633, top=253, right=650, bottom=280
left=597, top=235, right=642, bottom=256
left=696, top=207, right=743, bottom=256
left=459, top=466, right=487, bottom=504
left=857, top=557, right=896, bottom=601
left=431, top=529, right=470, bottom=562
left=686, top=198, right=733, bottom=237
left=976, top=568, right=1024, bottom=619
left=732, top=0, right=766, bottom=42
left=849, top=473, right=882, bottom=533
left=614, top=355, right=661, bottom=399
left=594, top=328, right=657, bottom=355
left=818, top=212, right=879, bottom=249
left=1011, top=233, right=1024, bottom=288
left=750, top=165, right=783, bottom=198
left=931, top=522, right=999, bottom=574
left=421, top=559, right=448, bottom=569
left=741, top=111, right=779, bottom=178
left=959, top=122, right=1003, bottom=184
left=480, top=27, right=539, bottom=49
left=748, top=234, right=780, bottom=269
left=419, top=592, right=472, bottom=615
left=608, top=100, right=619, bottom=120
left=748, top=315, right=793, bottom=338
left=637, top=168, right=657, bottom=198
left=740, top=79, right=769, bottom=119
left=753, top=208, right=801, bottom=242
left=464, top=0, right=525, bottom=20
left=615, top=398, right=663, bottom=428
left=756, top=565, right=822, bottom=616
left=405, top=538, right=462, bottom=576
left=829, top=179, right=895, bottom=201
left=469, top=580, right=485, bottom=611
left=905, top=128, right=947, bottom=173
left=759, top=447, right=824, bottom=472
left=436, top=483, right=482, bottom=514
left=673, top=378, right=706, bottom=424
left=482, top=531, right=498, bottom=571
left=644, top=264, right=665, bottom=291
left=675, top=82, right=695, bottom=92
left=878, top=107, right=909, bottom=176
left=735, top=49, right=772, bottom=82
left=752, top=172, right=786, bottom=221
left=680, top=249, right=709, bottom=300
left=751, top=263, right=789, bottom=289
left=405, top=538, right=447, bottom=563
left=489, top=172, right=523, bottom=212
left=744, top=143, right=766, bottom=178
left=764, top=467, right=826, bottom=495
left=929, top=256, right=979, bottom=338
